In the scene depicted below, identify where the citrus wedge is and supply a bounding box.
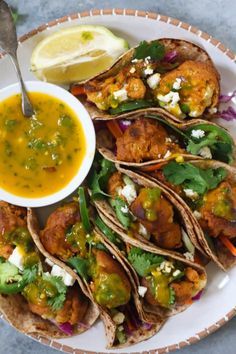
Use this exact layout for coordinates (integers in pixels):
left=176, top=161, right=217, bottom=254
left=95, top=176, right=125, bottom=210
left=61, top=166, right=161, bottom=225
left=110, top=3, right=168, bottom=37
left=30, top=25, right=129, bottom=84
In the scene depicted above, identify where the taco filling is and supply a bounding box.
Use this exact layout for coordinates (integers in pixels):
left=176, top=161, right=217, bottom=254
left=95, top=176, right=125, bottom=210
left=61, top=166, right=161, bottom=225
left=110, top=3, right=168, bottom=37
left=71, top=40, right=219, bottom=119
left=0, top=201, right=89, bottom=334
left=40, top=198, right=154, bottom=345
left=156, top=161, right=236, bottom=265
left=96, top=116, right=234, bottom=164
left=127, top=247, right=206, bottom=309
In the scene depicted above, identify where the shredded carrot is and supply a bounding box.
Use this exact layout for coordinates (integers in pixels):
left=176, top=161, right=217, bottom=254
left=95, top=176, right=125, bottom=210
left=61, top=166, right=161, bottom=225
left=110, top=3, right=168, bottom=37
left=140, top=161, right=168, bottom=172
left=219, top=236, right=236, bottom=256
left=106, top=120, right=123, bottom=139
left=70, top=85, right=86, bottom=96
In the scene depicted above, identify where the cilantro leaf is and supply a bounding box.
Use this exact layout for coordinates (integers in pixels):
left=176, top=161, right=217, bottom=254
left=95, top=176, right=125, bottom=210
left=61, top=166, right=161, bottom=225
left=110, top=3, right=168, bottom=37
left=67, top=256, right=89, bottom=280
left=42, top=274, right=67, bottom=311
left=88, top=158, right=116, bottom=199
left=48, top=293, right=66, bottom=311
left=128, top=247, right=164, bottom=277
left=185, top=124, right=234, bottom=163
left=22, top=265, right=38, bottom=284
left=110, top=197, right=133, bottom=229
left=134, top=40, right=165, bottom=60
left=168, top=287, right=175, bottom=305
left=163, top=162, right=227, bottom=195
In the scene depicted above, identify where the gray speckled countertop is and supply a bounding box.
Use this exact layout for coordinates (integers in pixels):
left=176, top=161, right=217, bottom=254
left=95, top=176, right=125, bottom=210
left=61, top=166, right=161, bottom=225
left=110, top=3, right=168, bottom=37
left=0, top=1, right=236, bottom=353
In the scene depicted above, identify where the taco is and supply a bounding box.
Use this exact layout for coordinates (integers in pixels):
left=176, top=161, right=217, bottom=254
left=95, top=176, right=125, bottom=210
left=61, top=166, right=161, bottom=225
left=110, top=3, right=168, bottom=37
left=0, top=201, right=99, bottom=338
left=35, top=194, right=163, bottom=348
left=95, top=112, right=234, bottom=166
left=145, top=159, right=236, bottom=270
left=70, top=38, right=220, bottom=122
left=88, top=156, right=208, bottom=262
left=94, top=212, right=207, bottom=318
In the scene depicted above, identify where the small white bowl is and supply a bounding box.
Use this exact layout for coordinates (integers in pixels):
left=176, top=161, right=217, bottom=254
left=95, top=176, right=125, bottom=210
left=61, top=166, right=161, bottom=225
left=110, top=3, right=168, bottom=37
left=0, top=81, right=96, bottom=207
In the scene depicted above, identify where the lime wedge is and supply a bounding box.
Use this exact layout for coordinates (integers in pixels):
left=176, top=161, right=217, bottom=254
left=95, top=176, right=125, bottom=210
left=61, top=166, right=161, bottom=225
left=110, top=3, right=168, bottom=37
left=30, top=25, right=129, bottom=84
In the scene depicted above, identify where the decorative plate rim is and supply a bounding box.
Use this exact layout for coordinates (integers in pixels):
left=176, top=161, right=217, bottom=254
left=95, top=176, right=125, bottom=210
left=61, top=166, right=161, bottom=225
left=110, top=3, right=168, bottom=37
left=0, top=7, right=236, bottom=354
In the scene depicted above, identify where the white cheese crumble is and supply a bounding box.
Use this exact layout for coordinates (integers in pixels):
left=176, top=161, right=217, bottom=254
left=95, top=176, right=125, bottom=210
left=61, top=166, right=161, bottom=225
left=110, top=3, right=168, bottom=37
left=121, top=120, right=132, bottom=126
left=147, top=73, right=160, bottom=89
left=129, top=67, right=136, bottom=74
left=198, top=146, right=212, bottom=159
left=160, top=261, right=174, bottom=274
left=121, top=205, right=129, bottom=214
left=191, top=129, right=205, bottom=139
left=165, top=137, right=172, bottom=143
left=163, top=150, right=171, bottom=159
left=51, top=264, right=75, bottom=286
left=138, top=223, right=149, bottom=239
left=144, top=56, right=151, bottom=64
left=157, top=91, right=180, bottom=107
left=143, top=67, right=154, bottom=76
left=189, top=109, right=201, bottom=118
left=183, top=189, right=199, bottom=200
left=193, top=210, right=202, bottom=220
left=113, top=89, right=128, bottom=102
left=183, top=252, right=194, bottom=262
left=208, top=107, right=217, bottom=114
left=120, top=184, right=137, bottom=205
left=131, top=58, right=138, bottom=63
left=138, top=286, right=148, bottom=297
left=173, top=270, right=181, bottom=277
left=218, top=275, right=230, bottom=289
left=172, top=77, right=182, bottom=90
left=8, top=247, right=24, bottom=271
left=112, top=312, right=125, bottom=324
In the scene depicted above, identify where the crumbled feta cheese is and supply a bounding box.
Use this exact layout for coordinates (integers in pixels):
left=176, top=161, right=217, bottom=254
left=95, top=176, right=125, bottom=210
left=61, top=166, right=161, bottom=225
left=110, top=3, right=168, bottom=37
left=144, top=56, right=151, bottom=64
left=163, top=150, right=171, bottom=159
left=51, top=265, right=75, bottom=286
left=193, top=210, right=202, bottom=220
left=138, top=223, right=149, bottom=239
left=129, top=67, right=136, bottom=74
left=113, top=312, right=125, bottom=324
left=189, top=110, right=201, bottom=117
left=120, top=184, right=137, bottom=205
left=165, top=137, right=172, bottom=143
left=157, top=91, right=180, bottom=107
left=121, top=205, right=129, bottom=214
left=160, top=261, right=174, bottom=274
left=198, top=146, right=212, bottom=159
left=183, top=252, right=194, bottom=262
left=183, top=189, right=199, bottom=200
left=208, top=107, right=217, bottom=114
left=120, top=120, right=132, bottom=126
left=173, top=77, right=182, bottom=90
left=173, top=270, right=181, bottom=277
left=45, top=258, right=54, bottom=267
left=147, top=73, right=160, bottom=89
left=218, top=275, right=230, bottom=289
left=131, top=58, right=138, bottom=63
left=138, top=286, right=148, bottom=297
left=191, top=129, right=205, bottom=139
left=113, top=89, right=128, bottom=102
left=143, top=67, right=154, bottom=76
left=8, top=247, right=24, bottom=271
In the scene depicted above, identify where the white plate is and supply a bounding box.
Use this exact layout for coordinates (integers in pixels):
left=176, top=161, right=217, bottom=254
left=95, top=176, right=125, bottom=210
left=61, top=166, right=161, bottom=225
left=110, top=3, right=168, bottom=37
left=0, top=8, right=235, bottom=354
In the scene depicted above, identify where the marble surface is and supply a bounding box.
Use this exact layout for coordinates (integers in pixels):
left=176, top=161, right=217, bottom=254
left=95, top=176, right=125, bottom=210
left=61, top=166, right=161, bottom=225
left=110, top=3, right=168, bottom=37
left=0, top=1, right=235, bottom=354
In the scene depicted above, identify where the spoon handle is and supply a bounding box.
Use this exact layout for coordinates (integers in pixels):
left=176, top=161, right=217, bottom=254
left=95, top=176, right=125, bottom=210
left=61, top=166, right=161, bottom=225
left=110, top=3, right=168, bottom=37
left=9, top=53, right=34, bottom=117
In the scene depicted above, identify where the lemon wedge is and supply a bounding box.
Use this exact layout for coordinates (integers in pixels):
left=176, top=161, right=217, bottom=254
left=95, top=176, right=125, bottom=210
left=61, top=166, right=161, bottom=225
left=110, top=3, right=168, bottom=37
left=30, top=25, right=129, bottom=84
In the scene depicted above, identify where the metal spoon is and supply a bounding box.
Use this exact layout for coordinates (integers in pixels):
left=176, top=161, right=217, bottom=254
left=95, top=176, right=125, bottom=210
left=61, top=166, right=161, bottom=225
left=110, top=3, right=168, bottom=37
left=0, top=0, right=34, bottom=117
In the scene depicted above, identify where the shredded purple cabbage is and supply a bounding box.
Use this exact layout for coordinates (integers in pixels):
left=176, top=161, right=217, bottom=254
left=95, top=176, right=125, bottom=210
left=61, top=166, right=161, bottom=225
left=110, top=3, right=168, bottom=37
left=192, top=290, right=203, bottom=301
left=58, top=322, right=73, bottom=336
left=219, top=106, right=236, bottom=121
left=219, top=90, right=236, bottom=103
left=163, top=50, right=178, bottom=62
left=118, top=119, right=132, bottom=132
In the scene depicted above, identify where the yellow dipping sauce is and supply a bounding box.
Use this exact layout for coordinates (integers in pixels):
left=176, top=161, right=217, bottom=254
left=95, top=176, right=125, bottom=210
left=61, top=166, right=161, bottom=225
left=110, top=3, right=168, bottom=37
left=0, top=92, right=86, bottom=198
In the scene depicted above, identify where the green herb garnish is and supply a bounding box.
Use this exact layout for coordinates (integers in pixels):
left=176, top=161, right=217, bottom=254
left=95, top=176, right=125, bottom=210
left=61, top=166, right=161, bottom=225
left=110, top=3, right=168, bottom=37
left=128, top=247, right=164, bottom=277
left=134, top=40, right=165, bottom=60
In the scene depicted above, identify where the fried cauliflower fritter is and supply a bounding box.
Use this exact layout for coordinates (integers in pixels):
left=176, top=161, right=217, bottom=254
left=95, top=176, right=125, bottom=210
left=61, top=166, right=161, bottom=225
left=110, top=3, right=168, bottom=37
left=40, top=202, right=80, bottom=260
left=157, top=60, right=219, bottom=117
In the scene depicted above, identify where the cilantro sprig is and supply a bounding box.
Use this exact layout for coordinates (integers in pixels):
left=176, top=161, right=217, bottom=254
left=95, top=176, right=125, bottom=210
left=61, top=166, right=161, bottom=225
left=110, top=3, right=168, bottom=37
left=163, top=161, right=227, bottom=196
left=42, top=274, right=67, bottom=311
left=134, top=40, right=165, bottom=60
left=128, top=247, right=164, bottom=277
